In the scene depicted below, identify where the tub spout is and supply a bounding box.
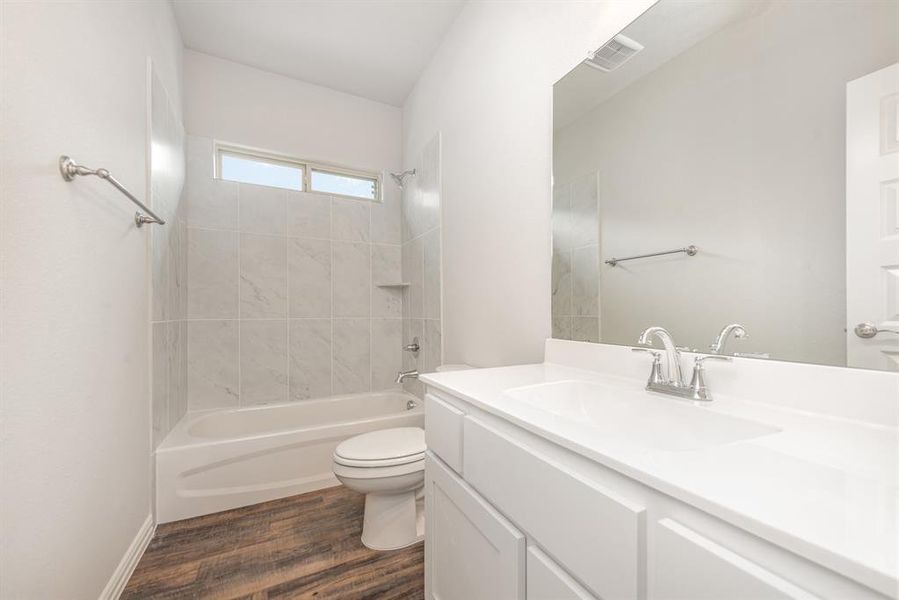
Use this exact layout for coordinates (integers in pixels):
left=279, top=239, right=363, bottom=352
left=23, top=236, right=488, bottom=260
left=395, top=369, right=419, bottom=384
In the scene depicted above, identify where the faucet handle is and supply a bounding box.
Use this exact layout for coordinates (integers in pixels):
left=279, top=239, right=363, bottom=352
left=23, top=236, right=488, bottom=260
left=688, top=355, right=731, bottom=401
left=694, top=354, right=732, bottom=366
left=632, top=347, right=665, bottom=385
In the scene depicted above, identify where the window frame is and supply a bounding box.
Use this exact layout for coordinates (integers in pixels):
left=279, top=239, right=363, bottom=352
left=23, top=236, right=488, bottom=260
left=214, top=141, right=382, bottom=202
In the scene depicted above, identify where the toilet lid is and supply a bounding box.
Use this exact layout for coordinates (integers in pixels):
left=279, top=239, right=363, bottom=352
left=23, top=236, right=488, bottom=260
left=334, top=427, right=425, bottom=466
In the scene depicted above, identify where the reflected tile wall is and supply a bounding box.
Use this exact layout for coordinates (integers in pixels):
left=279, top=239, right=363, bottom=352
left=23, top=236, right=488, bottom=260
left=551, top=171, right=600, bottom=343
left=183, top=135, right=403, bottom=410
left=402, top=133, right=442, bottom=397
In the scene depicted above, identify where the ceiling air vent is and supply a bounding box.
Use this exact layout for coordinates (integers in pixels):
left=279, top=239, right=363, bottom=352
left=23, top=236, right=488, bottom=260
left=584, top=34, right=644, bottom=72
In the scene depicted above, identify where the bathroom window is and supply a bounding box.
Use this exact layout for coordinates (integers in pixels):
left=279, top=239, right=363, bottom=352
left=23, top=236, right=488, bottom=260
left=215, top=142, right=380, bottom=200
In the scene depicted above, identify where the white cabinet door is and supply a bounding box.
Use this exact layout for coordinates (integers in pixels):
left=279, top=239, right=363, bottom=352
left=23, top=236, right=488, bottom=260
left=425, top=452, right=526, bottom=600
left=650, top=519, right=819, bottom=600
left=527, top=546, right=597, bottom=600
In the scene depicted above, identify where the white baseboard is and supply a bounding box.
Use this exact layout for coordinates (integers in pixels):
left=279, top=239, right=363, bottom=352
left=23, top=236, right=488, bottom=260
left=99, top=514, right=155, bottom=600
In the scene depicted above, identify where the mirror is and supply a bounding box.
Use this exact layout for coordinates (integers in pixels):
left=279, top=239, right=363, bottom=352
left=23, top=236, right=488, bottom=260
left=552, top=0, right=899, bottom=371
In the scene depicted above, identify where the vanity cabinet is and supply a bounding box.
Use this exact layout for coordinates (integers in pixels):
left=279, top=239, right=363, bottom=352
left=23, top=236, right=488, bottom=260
left=423, top=388, right=892, bottom=600
left=425, top=453, right=525, bottom=600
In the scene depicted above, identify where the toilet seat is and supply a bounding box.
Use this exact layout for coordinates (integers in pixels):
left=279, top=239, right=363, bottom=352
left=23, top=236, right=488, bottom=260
left=333, top=427, right=425, bottom=469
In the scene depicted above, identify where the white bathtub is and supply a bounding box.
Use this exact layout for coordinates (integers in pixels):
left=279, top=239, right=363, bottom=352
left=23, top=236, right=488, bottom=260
left=155, top=391, right=424, bottom=523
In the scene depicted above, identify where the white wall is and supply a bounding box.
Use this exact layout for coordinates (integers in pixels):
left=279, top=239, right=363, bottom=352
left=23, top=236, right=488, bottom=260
left=402, top=0, right=654, bottom=367
left=0, top=2, right=183, bottom=598
left=553, top=1, right=899, bottom=366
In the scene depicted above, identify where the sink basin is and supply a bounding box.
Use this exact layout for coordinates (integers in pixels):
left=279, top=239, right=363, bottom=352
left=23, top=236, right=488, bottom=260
left=504, top=380, right=779, bottom=452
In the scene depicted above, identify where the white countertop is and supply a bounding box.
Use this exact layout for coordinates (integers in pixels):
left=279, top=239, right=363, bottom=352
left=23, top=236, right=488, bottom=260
left=420, top=361, right=899, bottom=597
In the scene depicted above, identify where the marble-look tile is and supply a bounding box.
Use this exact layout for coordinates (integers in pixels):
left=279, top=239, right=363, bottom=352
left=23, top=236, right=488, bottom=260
left=332, top=197, right=370, bottom=242
left=168, top=217, right=186, bottom=321
left=187, top=320, right=239, bottom=409
left=289, top=238, right=331, bottom=318
left=240, top=234, right=288, bottom=318
left=570, top=172, right=599, bottom=248
left=552, top=249, right=572, bottom=317
left=152, top=322, right=169, bottom=448
left=372, top=187, right=401, bottom=244
left=151, top=223, right=172, bottom=322
left=170, top=320, right=188, bottom=426
left=372, top=244, right=402, bottom=318
left=402, top=318, right=424, bottom=397
left=332, top=242, right=371, bottom=317
left=332, top=319, right=371, bottom=395
left=289, top=319, right=331, bottom=400
left=552, top=182, right=572, bottom=253
left=184, top=135, right=238, bottom=230
left=417, top=134, right=441, bottom=236
left=239, top=184, right=288, bottom=236
left=422, top=319, right=442, bottom=374
left=240, top=320, right=289, bottom=406
left=552, top=316, right=572, bottom=340
left=401, top=237, right=423, bottom=319
left=178, top=218, right=189, bottom=319
left=288, top=191, right=331, bottom=239
left=372, top=319, right=402, bottom=391
left=188, top=228, right=238, bottom=319
left=422, top=229, right=441, bottom=320
left=571, top=317, right=600, bottom=343
left=571, top=245, right=599, bottom=317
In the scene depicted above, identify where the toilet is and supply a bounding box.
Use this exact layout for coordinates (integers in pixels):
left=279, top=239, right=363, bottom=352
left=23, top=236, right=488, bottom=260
left=332, top=426, right=426, bottom=551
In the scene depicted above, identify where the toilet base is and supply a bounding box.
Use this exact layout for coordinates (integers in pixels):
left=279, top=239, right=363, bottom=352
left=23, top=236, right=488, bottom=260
left=360, top=491, right=425, bottom=551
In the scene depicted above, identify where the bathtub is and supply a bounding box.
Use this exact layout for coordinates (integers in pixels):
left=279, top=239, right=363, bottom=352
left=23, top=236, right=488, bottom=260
left=156, top=391, right=423, bottom=523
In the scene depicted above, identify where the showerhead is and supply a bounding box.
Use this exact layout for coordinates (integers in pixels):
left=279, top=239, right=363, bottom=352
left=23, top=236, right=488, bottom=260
left=390, top=169, right=416, bottom=189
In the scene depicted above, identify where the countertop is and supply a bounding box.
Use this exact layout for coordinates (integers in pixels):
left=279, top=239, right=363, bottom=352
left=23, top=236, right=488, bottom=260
left=420, top=362, right=899, bottom=597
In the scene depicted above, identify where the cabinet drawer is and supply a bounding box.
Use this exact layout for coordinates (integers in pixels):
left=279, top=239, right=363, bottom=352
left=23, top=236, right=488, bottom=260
left=425, top=393, right=464, bottom=473
left=527, top=546, right=596, bottom=600
left=463, top=417, right=646, bottom=600
left=651, top=519, right=818, bottom=600
left=425, top=452, right=526, bottom=600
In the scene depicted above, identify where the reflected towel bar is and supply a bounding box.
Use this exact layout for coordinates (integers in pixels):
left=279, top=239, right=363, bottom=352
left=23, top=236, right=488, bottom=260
left=58, top=155, right=165, bottom=227
left=605, top=245, right=697, bottom=267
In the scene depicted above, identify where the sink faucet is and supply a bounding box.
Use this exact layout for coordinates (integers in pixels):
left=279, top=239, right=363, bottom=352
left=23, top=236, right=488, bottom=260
left=709, top=323, right=747, bottom=354
left=637, top=326, right=685, bottom=386
left=395, top=369, right=419, bottom=384
left=634, top=326, right=731, bottom=401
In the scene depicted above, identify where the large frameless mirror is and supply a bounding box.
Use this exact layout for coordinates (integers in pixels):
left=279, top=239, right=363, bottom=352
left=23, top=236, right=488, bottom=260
left=552, top=0, right=899, bottom=371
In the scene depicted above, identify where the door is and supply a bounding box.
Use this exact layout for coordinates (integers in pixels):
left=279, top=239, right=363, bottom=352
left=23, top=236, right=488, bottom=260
left=847, top=62, right=899, bottom=370
left=424, top=453, right=526, bottom=600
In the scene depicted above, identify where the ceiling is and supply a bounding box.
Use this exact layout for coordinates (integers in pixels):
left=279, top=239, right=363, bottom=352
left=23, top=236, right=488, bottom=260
left=554, top=0, right=772, bottom=130
left=171, top=0, right=466, bottom=106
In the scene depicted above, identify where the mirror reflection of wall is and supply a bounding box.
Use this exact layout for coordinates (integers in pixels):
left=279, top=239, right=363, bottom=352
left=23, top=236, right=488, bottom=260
left=552, top=0, right=899, bottom=371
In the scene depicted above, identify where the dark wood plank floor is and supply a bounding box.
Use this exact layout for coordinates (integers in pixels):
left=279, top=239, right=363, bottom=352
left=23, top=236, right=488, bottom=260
left=123, top=486, right=424, bottom=600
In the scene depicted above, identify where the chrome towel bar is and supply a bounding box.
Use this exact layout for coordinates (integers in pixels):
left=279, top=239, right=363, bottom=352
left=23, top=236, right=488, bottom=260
left=605, top=245, right=697, bottom=267
left=58, top=155, right=165, bottom=227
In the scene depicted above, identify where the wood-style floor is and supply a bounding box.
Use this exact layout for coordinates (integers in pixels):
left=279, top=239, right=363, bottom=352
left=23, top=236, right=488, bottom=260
left=123, top=486, right=424, bottom=600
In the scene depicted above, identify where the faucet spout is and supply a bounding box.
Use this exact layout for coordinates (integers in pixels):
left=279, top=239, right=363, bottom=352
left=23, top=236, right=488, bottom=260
left=395, top=369, right=419, bottom=384
left=709, top=323, right=748, bottom=354
left=637, top=326, right=684, bottom=386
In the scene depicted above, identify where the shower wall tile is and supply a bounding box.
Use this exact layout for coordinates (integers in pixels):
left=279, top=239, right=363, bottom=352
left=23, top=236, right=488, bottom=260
left=188, top=228, right=238, bottom=319
left=552, top=184, right=572, bottom=254
left=152, top=322, right=169, bottom=447
left=372, top=189, right=401, bottom=244
left=372, top=318, right=402, bottom=391
left=289, top=238, right=331, bottom=318
left=182, top=135, right=407, bottom=408
left=422, top=229, right=441, bottom=320
left=188, top=320, right=239, bottom=410
left=169, top=320, right=188, bottom=428
left=372, top=244, right=402, bottom=318
left=552, top=316, right=573, bottom=341
left=402, top=236, right=423, bottom=319
left=239, top=184, right=288, bottom=236
left=572, top=317, right=600, bottom=343
left=332, top=319, right=371, bottom=395
left=570, top=173, right=599, bottom=248
left=333, top=242, right=371, bottom=317
left=240, top=320, right=289, bottom=406
left=240, top=234, right=288, bottom=318
left=423, top=320, right=442, bottom=374
left=289, top=319, right=332, bottom=400
left=332, top=198, right=370, bottom=242
left=288, top=191, right=331, bottom=239
left=184, top=136, right=238, bottom=230
left=402, top=318, right=424, bottom=398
